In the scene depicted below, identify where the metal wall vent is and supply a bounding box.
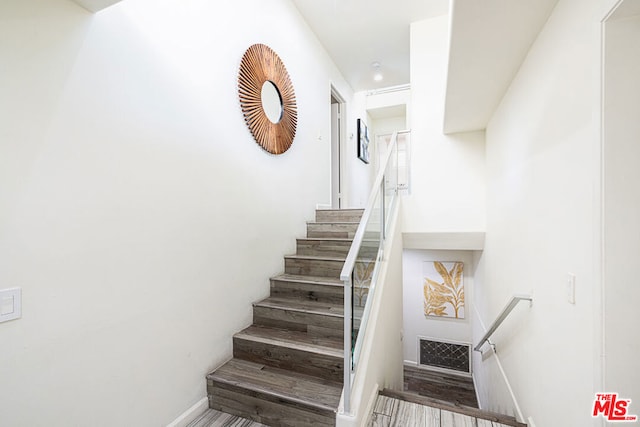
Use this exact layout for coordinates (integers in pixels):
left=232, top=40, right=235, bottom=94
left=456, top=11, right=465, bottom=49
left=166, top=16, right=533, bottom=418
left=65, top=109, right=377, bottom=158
left=418, top=338, right=471, bottom=373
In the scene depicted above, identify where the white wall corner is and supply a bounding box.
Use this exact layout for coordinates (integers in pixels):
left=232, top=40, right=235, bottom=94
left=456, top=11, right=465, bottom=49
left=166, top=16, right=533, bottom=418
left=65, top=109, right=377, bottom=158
left=72, top=0, right=123, bottom=13
left=165, top=397, right=208, bottom=427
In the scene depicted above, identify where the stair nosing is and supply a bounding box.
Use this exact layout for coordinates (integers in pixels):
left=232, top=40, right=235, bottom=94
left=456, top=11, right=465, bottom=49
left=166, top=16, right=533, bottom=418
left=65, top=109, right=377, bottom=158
left=234, top=327, right=342, bottom=358
left=307, top=221, right=361, bottom=225
left=284, top=254, right=347, bottom=262
left=270, top=273, right=344, bottom=287
left=297, top=237, right=354, bottom=242
left=316, top=208, right=364, bottom=212
left=253, top=298, right=344, bottom=318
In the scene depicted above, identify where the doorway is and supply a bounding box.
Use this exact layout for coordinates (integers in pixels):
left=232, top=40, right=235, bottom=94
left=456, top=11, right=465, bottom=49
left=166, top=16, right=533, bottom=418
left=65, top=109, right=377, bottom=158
left=331, top=87, right=346, bottom=209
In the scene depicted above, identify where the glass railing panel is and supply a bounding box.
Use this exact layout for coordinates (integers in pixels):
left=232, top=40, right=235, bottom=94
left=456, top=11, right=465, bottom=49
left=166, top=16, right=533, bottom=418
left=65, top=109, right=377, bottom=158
left=341, top=130, right=409, bottom=414
left=351, top=188, right=382, bottom=362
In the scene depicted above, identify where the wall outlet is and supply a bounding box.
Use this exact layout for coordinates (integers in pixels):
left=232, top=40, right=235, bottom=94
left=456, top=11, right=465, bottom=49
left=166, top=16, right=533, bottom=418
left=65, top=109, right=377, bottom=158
left=567, top=273, right=576, bottom=304
left=0, top=288, right=21, bottom=323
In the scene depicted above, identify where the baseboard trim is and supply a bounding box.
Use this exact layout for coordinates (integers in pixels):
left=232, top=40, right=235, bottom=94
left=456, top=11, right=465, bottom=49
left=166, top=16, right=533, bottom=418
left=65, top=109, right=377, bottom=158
left=166, top=397, right=208, bottom=427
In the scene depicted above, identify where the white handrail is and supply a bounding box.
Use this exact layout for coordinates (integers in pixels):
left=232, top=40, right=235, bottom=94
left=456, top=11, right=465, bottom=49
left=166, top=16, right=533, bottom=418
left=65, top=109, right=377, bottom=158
left=474, top=294, right=533, bottom=352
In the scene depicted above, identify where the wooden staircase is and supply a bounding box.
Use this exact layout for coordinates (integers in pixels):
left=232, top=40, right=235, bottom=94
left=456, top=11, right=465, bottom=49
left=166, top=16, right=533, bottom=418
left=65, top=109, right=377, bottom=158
left=206, top=208, right=365, bottom=427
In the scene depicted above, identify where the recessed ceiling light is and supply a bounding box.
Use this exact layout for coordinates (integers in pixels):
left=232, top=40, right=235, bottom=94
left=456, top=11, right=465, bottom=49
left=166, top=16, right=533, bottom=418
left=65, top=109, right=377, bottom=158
left=371, top=62, right=383, bottom=82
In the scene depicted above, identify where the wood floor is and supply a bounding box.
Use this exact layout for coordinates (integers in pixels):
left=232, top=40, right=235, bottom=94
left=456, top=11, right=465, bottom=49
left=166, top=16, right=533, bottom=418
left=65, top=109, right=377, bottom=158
left=404, top=365, right=478, bottom=408
left=187, top=409, right=266, bottom=427
left=369, top=395, right=515, bottom=427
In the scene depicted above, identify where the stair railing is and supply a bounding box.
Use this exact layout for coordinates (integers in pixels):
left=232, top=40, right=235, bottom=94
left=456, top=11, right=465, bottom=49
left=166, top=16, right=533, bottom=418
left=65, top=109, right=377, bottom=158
left=474, top=294, right=533, bottom=353
left=340, top=131, right=405, bottom=414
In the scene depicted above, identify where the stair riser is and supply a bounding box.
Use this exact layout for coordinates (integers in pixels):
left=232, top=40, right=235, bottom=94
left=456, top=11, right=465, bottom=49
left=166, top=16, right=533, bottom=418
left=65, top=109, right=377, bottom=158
left=233, top=338, right=343, bottom=383
left=297, top=239, right=378, bottom=258
left=285, top=258, right=344, bottom=279
left=208, top=383, right=335, bottom=427
left=307, top=223, right=359, bottom=238
left=297, top=239, right=353, bottom=257
left=253, top=306, right=343, bottom=338
left=270, top=280, right=344, bottom=304
left=315, top=209, right=364, bottom=223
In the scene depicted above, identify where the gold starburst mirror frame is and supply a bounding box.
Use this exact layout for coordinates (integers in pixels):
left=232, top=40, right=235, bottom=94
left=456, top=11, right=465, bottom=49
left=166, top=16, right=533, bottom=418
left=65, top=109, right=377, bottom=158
left=238, top=44, right=297, bottom=154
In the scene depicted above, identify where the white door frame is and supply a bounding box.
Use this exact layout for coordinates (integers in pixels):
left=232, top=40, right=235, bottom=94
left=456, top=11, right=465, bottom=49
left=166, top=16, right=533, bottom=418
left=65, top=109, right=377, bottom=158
left=331, top=86, right=347, bottom=209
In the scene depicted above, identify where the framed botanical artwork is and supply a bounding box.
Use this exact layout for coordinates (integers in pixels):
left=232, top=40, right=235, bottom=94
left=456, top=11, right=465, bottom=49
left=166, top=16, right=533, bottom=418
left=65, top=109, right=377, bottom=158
left=423, top=261, right=465, bottom=319
left=357, top=118, right=370, bottom=164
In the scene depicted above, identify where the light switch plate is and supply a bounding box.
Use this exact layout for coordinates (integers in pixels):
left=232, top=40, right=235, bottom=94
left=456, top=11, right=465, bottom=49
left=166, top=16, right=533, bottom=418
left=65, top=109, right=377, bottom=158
left=0, top=288, right=21, bottom=323
left=567, top=273, right=576, bottom=304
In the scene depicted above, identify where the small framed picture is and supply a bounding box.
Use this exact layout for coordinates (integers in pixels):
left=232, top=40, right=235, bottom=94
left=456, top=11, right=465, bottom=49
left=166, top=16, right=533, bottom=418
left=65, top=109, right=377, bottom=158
left=357, top=118, right=370, bottom=164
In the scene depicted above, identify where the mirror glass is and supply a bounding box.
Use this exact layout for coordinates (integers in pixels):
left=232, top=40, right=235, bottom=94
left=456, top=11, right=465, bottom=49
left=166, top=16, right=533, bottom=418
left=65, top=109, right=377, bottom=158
left=261, top=81, right=283, bottom=124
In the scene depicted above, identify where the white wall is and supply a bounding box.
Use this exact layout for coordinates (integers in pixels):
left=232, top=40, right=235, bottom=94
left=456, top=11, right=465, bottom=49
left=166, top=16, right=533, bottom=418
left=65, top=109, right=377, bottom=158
left=603, top=10, right=640, bottom=406
left=478, top=0, right=604, bottom=425
left=345, top=88, right=411, bottom=207
left=402, top=249, right=476, bottom=366
left=0, top=0, right=354, bottom=425
left=405, top=16, right=486, bottom=233
left=345, top=92, right=373, bottom=208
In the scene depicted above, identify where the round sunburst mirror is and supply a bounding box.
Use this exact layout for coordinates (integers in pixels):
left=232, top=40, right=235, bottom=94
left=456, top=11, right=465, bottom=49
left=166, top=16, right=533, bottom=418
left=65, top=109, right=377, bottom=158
left=238, top=44, right=297, bottom=155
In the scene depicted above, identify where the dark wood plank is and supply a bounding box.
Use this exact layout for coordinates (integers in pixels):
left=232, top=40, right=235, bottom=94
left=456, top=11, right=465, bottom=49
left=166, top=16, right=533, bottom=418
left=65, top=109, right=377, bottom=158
left=315, top=209, right=364, bottom=223
left=233, top=325, right=343, bottom=382
left=187, top=409, right=266, bottom=427
left=296, top=238, right=354, bottom=257
left=255, top=297, right=344, bottom=315
left=209, top=387, right=335, bottom=427
left=307, top=222, right=359, bottom=239
left=379, top=389, right=526, bottom=427
left=284, top=255, right=346, bottom=279
left=270, top=276, right=344, bottom=304
left=252, top=297, right=344, bottom=337
left=207, top=359, right=342, bottom=413
left=404, top=365, right=478, bottom=407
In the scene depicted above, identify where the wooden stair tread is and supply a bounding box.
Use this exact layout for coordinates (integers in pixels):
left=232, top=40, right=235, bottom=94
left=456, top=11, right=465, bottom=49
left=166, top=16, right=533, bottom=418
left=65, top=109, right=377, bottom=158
left=307, top=221, right=361, bottom=225
left=254, top=297, right=344, bottom=317
left=297, top=237, right=354, bottom=242
left=404, top=364, right=475, bottom=392
left=209, top=359, right=342, bottom=413
left=297, top=237, right=378, bottom=244
left=271, top=273, right=344, bottom=287
left=285, top=254, right=375, bottom=263
left=379, top=389, right=526, bottom=427
left=316, top=208, right=364, bottom=212
left=235, top=325, right=343, bottom=357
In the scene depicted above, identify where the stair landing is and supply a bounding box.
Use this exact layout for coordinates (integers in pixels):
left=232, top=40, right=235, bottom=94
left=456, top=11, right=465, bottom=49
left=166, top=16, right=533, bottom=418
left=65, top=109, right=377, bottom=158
left=369, top=393, right=523, bottom=427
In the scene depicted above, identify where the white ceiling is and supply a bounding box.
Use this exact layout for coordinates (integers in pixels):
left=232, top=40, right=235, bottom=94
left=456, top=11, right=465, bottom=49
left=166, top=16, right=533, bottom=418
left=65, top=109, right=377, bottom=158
left=291, top=0, right=449, bottom=92
left=294, top=0, right=559, bottom=131
left=444, top=0, right=559, bottom=133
